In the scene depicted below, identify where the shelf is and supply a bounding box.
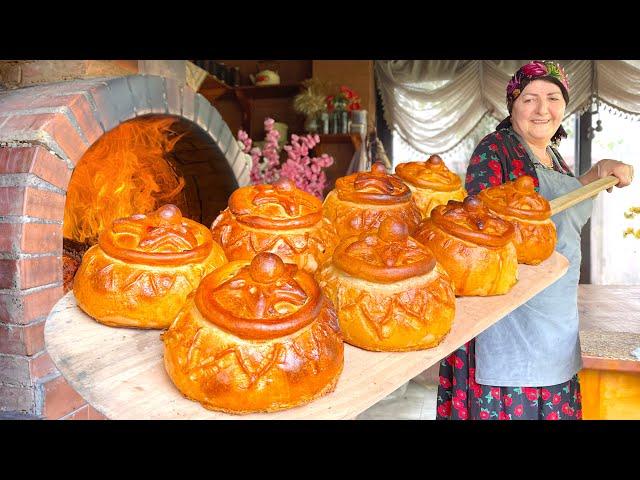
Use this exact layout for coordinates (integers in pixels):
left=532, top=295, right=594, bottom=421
left=318, top=134, right=354, bottom=144
left=197, top=74, right=233, bottom=102
left=45, top=252, right=569, bottom=419
left=197, top=75, right=301, bottom=104
left=233, top=84, right=302, bottom=100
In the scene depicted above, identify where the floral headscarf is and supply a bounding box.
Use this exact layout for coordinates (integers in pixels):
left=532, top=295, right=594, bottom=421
left=497, top=61, right=570, bottom=144
left=506, top=61, right=570, bottom=113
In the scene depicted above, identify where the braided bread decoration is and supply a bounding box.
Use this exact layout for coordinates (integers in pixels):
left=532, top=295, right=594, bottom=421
left=74, top=204, right=226, bottom=328
left=478, top=175, right=556, bottom=265
left=395, top=155, right=467, bottom=218
left=317, top=218, right=455, bottom=351
left=211, top=178, right=337, bottom=274
left=162, top=252, right=344, bottom=414
left=414, top=196, right=519, bottom=296
left=323, top=162, right=422, bottom=239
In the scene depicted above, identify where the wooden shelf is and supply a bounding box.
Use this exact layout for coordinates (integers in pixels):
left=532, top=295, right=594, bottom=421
left=318, top=134, right=354, bottom=143
left=197, top=74, right=233, bottom=102
left=45, top=252, right=569, bottom=419
left=233, top=84, right=302, bottom=100
left=197, top=77, right=301, bottom=105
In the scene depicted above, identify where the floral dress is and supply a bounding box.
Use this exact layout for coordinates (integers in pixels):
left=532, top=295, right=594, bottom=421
left=436, top=127, right=583, bottom=420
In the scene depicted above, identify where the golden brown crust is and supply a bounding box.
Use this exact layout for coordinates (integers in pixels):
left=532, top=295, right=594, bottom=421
left=477, top=176, right=556, bottom=265
left=335, top=162, right=412, bottom=205
left=195, top=253, right=321, bottom=340
left=406, top=183, right=467, bottom=219
left=332, top=218, right=436, bottom=283
left=162, top=252, right=344, bottom=414
left=496, top=214, right=557, bottom=265
left=228, top=178, right=322, bottom=229
left=430, top=196, right=515, bottom=248
left=73, top=205, right=227, bottom=329
left=323, top=163, right=421, bottom=239
left=413, top=218, right=518, bottom=296
left=317, top=262, right=455, bottom=351
left=477, top=175, right=551, bottom=221
left=395, top=155, right=463, bottom=192
left=396, top=155, right=467, bottom=219
left=98, top=204, right=213, bottom=266
left=211, top=180, right=337, bottom=274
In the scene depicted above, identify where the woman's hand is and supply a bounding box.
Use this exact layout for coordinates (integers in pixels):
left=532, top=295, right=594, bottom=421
left=579, top=159, right=634, bottom=192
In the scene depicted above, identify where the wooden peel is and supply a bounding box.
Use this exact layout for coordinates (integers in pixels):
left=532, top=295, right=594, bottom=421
left=549, top=175, right=619, bottom=216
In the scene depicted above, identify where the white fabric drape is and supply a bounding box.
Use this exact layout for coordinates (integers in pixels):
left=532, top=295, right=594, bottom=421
left=376, top=60, right=640, bottom=155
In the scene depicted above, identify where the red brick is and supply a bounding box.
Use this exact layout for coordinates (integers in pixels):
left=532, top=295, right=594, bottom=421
left=21, top=223, right=62, bottom=253
left=0, top=259, right=18, bottom=288
left=0, top=285, right=63, bottom=325
left=0, top=147, right=72, bottom=191
left=18, top=256, right=61, bottom=289
left=0, top=321, right=45, bottom=355
left=0, top=186, right=65, bottom=221
left=29, top=351, right=59, bottom=380
left=61, top=404, right=90, bottom=420
left=21, top=285, right=63, bottom=325
left=0, top=223, right=20, bottom=252
left=0, top=78, right=104, bottom=112
left=0, top=353, right=31, bottom=385
left=87, top=405, right=108, bottom=420
left=0, top=113, right=88, bottom=166
left=24, top=94, right=104, bottom=147
left=0, top=222, right=62, bottom=255
left=0, top=383, right=35, bottom=413
left=41, top=375, right=86, bottom=419
left=0, top=293, right=17, bottom=322
left=20, top=61, right=89, bottom=86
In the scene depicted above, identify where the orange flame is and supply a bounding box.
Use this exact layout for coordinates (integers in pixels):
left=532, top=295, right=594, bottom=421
left=63, top=117, right=186, bottom=245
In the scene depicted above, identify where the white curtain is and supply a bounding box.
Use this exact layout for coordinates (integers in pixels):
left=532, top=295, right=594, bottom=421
left=376, top=60, right=640, bottom=155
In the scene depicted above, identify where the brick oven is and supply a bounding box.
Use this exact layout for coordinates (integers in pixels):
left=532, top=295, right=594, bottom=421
left=0, top=64, right=251, bottom=419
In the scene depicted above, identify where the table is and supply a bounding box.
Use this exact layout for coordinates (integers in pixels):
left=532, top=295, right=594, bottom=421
left=577, top=285, right=640, bottom=419
left=578, top=285, right=640, bottom=373
left=45, top=252, right=569, bottom=419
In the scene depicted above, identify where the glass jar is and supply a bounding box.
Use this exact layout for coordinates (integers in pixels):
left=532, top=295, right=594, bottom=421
left=329, top=110, right=340, bottom=134
left=340, top=110, right=349, bottom=134
left=321, top=112, right=329, bottom=135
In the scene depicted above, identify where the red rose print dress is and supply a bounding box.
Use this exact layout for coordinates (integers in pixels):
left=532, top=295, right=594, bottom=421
left=436, top=126, right=582, bottom=421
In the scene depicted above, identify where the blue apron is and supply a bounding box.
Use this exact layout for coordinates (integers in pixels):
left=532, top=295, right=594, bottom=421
left=474, top=153, right=593, bottom=386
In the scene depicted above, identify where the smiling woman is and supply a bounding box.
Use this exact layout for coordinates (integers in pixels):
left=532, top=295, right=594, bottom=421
left=436, top=60, right=635, bottom=421
left=510, top=80, right=567, bottom=167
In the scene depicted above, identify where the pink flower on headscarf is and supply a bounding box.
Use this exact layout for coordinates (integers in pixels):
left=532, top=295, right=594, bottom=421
left=506, top=60, right=570, bottom=111
left=521, top=61, right=548, bottom=77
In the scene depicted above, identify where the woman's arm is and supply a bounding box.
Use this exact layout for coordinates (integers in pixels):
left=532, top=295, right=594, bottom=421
left=579, top=159, right=634, bottom=191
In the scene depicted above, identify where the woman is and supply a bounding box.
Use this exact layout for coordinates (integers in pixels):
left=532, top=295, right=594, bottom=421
left=436, top=61, right=634, bottom=420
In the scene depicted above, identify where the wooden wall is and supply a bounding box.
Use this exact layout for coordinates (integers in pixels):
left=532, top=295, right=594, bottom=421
left=312, top=60, right=376, bottom=128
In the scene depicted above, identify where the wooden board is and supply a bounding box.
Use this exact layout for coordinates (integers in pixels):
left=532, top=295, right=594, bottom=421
left=44, top=252, right=569, bottom=420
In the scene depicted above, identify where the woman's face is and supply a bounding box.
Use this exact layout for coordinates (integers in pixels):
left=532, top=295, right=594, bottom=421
left=511, top=79, right=566, bottom=145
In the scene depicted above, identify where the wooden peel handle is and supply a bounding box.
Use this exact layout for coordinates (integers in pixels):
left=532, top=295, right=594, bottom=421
left=549, top=176, right=619, bottom=216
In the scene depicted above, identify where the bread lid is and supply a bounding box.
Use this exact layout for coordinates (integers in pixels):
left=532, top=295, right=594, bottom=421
left=335, top=162, right=411, bottom=205
left=430, top=196, right=515, bottom=248
left=98, top=204, right=214, bottom=266
left=395, top=155, right=462, bottom=192
left=478, top=175, right=551, bottom=221
left=332, top=218, right=436, bottom=283
left=228, top=178, right=322, bottom=230
left=195, top=252, right=322, bottom=340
